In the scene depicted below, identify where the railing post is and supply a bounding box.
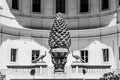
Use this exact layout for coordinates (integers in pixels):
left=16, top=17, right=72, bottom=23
left=76, top=66, right=78, bottom=74
left=40, top=66, right=42, bottom=74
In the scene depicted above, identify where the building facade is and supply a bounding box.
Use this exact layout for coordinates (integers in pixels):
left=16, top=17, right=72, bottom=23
left=0, top=0, right=120, bottom=80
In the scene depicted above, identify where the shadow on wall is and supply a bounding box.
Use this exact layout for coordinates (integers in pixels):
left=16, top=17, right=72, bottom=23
left=0, top=0, right=23, bottom=28
left=4, top=0, right=118, bottom=30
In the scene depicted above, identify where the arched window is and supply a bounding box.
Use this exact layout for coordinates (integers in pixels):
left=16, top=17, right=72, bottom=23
left=80, top=0, right=89, bottom=13
left=56, top=0, right=66, bottom=13
left=101, top=0, right=109, bottom=10
left=32, top=0, right=41, bottom=13
left=12, top=0, right=19, bottom=10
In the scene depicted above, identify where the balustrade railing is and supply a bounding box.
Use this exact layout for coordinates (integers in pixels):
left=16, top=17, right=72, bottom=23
left=0, top=67, right=118, bottom=75
left=0, top=67, right=119, bottom=79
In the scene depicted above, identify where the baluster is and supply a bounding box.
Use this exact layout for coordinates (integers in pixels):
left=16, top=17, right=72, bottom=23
left=76, top=66, right=78, bottom=74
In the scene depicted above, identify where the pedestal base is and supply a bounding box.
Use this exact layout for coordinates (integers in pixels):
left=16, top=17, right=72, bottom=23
left=50, top=48, right=69, bottom=72
left=54, top=68, right=64, bottom=72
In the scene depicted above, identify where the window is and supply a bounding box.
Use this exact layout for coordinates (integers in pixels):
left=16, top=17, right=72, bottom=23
left=119, top=47, right=120, bottom=60
left=101, top=0, right=109, bottom=10
left=119, top=0, right=120, bottom=6
left=12, top=0, right=19, bottom=10
left=32, top=50, right=40, bottom=63
left=32, top=0, right=41, bottom=13
left=103, top=49, right=109, bottom=62
left=11, top=48, right=17, bottom=62
left=81, top=50, right=88, bottom=63
left=80, top=0, right=89, bottom=13
left=56, top=0, right=66, bottom=13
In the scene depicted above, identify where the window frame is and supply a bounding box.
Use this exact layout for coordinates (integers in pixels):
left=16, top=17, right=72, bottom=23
left=119, top=47, right=120, bottom=60
left=10, top=48, right=18, bottom=62
left=102, top=48, right=109, bottom=62
left=78, top=0, right=91, bottom=14
left=54, top=0, right=68, bottom=15
left=80, top=50, right=88, bottom=63
left=12, top=0, right=19, bottom=10
left=117, top=0, right=120, bottom=8
left=30, top=0, right=43, bottom=14
left=32, top=50, right=40, bottom=63
left=100, top=0, right=110, bottom=12
left=11, top=0, right=21, bottom=11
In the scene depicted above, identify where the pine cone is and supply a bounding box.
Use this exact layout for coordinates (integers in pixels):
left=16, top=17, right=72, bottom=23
left=48, top=13, right=71, bottom=49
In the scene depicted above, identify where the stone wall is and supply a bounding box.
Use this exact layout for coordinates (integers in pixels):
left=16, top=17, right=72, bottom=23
left=5, top=0, right=119, bottom=29
left=0, top=23, right=119, bottom=73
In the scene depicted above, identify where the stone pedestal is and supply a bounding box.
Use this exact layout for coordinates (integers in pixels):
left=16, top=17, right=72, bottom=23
left=52, top=72, right=66, bottom=78
left=50, top=48, right=69, bottom=72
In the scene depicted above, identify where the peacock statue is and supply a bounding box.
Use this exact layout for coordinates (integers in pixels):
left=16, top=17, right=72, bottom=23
left=72, top=51, right=86, bottom=63
left=32, top=51, right=46, bottom=63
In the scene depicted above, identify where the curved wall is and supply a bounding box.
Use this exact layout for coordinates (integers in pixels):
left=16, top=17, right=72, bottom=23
left=0, top=0, right=119, bottom=74
left=0, top=23, right=120, bottom=72
left=6, top=0, right=119, bottom=29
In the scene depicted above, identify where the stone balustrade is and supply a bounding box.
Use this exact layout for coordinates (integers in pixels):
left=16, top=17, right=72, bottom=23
left=0, top=65, right=117, bottom=80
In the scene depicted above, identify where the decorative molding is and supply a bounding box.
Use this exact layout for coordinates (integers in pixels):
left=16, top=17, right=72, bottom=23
left=11, top=9, right=117, bottom=19
left=0, top=23, right=120, bottom=39
left=7, top=65, right=47, bottom=68
left=71, top=65, right=111, bottom=68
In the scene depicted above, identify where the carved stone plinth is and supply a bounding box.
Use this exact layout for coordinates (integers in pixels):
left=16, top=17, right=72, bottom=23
left=50, top=48, right=69, bottom=72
